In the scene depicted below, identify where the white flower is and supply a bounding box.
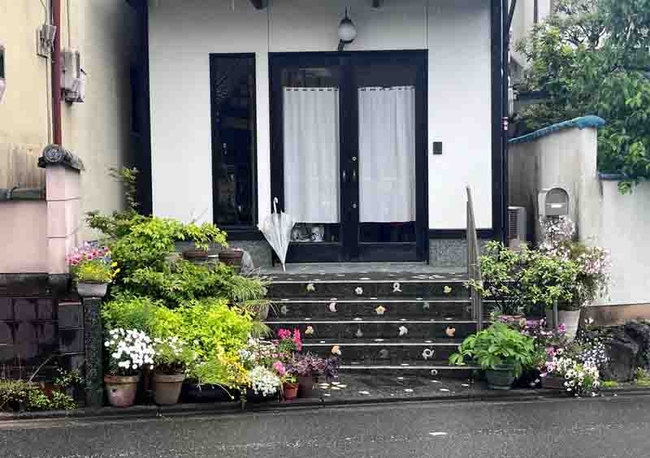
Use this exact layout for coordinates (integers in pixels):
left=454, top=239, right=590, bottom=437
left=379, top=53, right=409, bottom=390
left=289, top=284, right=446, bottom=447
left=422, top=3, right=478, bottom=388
left=331, top=345, right=342, bottom=356
left=305, top=326, right=315, bottom=336
left=375, top=305, right=386, bottom=315
left=443, top=286, right=452, bottom=295
left=398, top=326, right=408, bottom=336
left=422, top=348, right=435, bottom=360
left=393, top=282, right=402, bottom=293
left=355, top=287, right=364, bottom=296
left=329, top=302, right=338, bottom=313
left=306, top=283, right=316, bottom=292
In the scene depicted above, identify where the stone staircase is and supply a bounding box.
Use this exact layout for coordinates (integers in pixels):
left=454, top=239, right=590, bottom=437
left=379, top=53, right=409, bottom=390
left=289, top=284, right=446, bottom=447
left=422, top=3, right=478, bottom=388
left=265, top=270, right=478, bottom=378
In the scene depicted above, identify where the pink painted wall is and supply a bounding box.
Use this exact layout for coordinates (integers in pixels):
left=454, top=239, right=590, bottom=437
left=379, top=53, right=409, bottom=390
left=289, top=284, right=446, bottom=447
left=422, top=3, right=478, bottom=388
left=0, top=201, right=48, bottom=273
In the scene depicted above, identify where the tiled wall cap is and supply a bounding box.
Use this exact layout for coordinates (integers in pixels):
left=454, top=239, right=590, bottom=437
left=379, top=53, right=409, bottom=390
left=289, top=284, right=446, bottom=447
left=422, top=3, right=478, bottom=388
left=38, top=144, right=85, bottom=171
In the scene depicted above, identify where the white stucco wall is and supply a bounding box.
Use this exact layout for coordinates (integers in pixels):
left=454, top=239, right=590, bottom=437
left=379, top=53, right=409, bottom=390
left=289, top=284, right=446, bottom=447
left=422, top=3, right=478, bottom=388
left=149, top=0, right=493, bottom=229
left=509, top=123, right=650, bottom=306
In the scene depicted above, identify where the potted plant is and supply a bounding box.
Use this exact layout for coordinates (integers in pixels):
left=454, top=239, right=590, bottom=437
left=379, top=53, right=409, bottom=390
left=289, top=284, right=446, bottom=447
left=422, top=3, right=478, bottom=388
left=247, top=366, right=281, bottom=402
left=151, top=337, right=194, bottom=405
left=104, top=328, right=155, bottom=407
left=67, top=243, right=118, bottom=298
left=219, top=247, right=244, bottom=270
left=539, top=218, right=610, bottom=340
left=282, top=374, right=299, bottom=401
left=293, top=353, right=325, bottom=398
left=449, top=322, right=536, bottom=390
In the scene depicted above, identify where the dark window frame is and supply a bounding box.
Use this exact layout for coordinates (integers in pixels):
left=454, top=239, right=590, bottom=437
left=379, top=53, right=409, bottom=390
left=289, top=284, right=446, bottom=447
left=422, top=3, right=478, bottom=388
left=209, top=53, right=258, bottom=229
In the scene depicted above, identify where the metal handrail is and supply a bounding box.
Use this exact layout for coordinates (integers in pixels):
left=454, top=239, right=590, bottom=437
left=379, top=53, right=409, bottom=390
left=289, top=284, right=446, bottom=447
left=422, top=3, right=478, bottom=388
left=466, top=187, right=483, bottom=331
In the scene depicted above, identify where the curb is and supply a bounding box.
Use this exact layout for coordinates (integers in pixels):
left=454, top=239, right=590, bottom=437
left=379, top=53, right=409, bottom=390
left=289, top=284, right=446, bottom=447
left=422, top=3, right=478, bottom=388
left=1, top=387, right=647, bottom=422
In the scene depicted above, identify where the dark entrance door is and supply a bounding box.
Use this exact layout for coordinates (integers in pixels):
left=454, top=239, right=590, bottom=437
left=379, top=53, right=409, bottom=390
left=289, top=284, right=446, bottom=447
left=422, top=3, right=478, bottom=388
left=270, top=51, right=428, bottom=263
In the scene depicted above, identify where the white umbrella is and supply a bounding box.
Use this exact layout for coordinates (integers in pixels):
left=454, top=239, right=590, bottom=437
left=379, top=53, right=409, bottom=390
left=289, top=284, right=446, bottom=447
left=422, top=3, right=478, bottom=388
left=260, top=198, right=296, bottom=271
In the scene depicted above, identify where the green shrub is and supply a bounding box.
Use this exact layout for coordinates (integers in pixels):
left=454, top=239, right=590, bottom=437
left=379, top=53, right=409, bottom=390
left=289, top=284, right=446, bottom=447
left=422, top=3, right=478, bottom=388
left=124, top=261, right=267, bottom=308
left=601, top=380, right=620, bottom=388
left=102, top=294, right=161, bottom=333
left=0, top=380, right=76, bottom=412
left=468, top=241, right=579, bottom=315
left=449, top=322, right=537, bottom=377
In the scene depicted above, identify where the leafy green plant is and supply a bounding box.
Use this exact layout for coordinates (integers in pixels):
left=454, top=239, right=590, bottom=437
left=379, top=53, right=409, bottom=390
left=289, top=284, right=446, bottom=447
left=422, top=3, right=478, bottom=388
left=468, top=242, right=579, bottom=315
left=601, top=380, right=620, bottom=388
left=102, top=294, right=161, bottom=333
left=449, top=322, right=537, bottom=377
left=153, top=337, right=196, bottom=375
left=0, top=380, right=76, bottom=412
left=516, top=0, right=650, bottom=192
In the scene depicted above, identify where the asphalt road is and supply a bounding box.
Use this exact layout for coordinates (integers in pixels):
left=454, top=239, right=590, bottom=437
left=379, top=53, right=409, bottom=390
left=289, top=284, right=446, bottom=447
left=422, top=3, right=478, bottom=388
left=0, top=394, right=649, bottom=458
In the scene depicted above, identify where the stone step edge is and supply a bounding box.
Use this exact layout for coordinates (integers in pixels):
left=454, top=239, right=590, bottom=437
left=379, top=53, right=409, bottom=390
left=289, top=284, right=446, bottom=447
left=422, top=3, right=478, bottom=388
left=266, top=319, right=476, bottom=324
left=268, top=278, right=468, bottom=285
left=340, top=364, right=478, bottom=371
left=270, top=298, right=471, bottom=304
left=304, top=341, right=462, bottom=347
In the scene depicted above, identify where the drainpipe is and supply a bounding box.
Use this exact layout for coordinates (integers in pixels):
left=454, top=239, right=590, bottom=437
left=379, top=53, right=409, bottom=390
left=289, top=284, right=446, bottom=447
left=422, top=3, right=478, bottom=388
left=51, top=0, right=62, bottom=145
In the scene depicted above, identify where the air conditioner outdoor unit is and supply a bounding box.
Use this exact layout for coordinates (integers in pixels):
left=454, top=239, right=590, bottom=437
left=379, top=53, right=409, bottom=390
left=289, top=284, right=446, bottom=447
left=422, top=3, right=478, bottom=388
left=508, top=206, right=527, bottom=245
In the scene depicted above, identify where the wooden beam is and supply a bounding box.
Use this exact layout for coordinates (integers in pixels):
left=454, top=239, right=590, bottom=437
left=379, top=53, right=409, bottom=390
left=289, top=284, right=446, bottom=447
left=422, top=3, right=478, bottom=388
left=250, top=0, right=268, bottom=10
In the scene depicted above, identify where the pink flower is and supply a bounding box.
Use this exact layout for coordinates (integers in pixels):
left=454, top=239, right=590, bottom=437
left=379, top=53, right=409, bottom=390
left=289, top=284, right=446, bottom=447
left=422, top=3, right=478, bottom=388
left=278, top=329, right=292, bottom=340
left=272, top=361, right=286, bottom=376
left=292, top=329, right=303, bottom=351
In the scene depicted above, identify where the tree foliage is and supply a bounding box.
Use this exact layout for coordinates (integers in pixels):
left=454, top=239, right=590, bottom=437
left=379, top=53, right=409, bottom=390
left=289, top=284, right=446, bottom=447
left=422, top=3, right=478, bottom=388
left=516, top=0, right=650, bottom=192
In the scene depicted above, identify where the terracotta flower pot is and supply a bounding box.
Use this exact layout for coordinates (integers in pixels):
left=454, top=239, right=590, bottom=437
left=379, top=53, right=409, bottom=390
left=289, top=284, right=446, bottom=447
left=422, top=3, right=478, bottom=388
left=153, top=373, right=186, bottom=405
left=219, top=249, right=244, bottom=271
left=298, top=375, right=315, bottom=398
left=76, top=282, right=108, bottom=298
left=104, top=374, right=140, bottom=408
left=182, top=249, right=210, bottom=263
left=283, top=382, right=299, bottom=401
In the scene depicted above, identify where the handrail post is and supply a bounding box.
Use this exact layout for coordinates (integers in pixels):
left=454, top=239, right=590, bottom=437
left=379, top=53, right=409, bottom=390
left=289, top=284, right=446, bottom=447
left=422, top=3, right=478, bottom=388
left=466, top=187, right=483, bottom=332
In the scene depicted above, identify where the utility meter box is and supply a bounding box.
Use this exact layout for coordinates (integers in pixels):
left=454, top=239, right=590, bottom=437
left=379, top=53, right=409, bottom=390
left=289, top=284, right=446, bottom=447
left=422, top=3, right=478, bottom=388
left=538, top=187, right=570, bottom=218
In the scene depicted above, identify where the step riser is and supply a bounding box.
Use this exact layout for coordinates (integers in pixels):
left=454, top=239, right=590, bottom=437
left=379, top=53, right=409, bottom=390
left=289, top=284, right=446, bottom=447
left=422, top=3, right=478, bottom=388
left=266, top=282, right=468, bottom=300
left=267, top=322, right=476, bottom=340
left=339, top=367, right=475, bottom=379
left=304, top=344, right=459, bottom=364
left=270, top=301, right=472, bottom=320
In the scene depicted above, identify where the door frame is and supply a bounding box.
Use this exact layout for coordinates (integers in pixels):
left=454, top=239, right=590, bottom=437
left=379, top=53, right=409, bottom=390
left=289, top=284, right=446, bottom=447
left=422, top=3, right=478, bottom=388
left=269, top=50, right=429, bottom=263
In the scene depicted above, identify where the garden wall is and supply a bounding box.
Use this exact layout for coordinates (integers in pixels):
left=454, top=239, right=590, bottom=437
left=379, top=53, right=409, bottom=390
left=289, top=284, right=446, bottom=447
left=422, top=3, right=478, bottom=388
left=509, top=116, right=650, bottom=307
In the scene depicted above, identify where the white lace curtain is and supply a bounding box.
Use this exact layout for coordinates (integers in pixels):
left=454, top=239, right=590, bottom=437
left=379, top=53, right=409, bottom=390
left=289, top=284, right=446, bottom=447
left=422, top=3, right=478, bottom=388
left=358, top=86, right=416, bottom=222
left=283, top=87, right=340, bottom=223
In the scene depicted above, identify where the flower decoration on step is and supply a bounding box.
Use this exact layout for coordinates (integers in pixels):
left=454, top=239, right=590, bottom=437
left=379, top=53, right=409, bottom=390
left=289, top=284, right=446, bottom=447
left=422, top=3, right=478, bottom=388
left=393, top=282, right=402, bottom=293
left=375, top=305, right=386, bottom=316
left=331, top=345, right=342, bottom=356
left=379, top=349, right=389, bottom=359
left=398, top=326, right=409, bottom=337
left=443, top=286, right=452, bottom=295
left=329, top=302, right=338, bottom=313
left=445, top=326, right=456, bottom=338
left=305, top=326, right=315, bottom=336
left=306, top=283, right=316, bottom=292
left=423, top=302, right=430, bottom=310
left=422, top=348, right=435, bottom=360
left=280, top=305, right=289, bottom=315
left=355, top=328, right=364, bottom=338
left=355, top=287, right=364, bottom=296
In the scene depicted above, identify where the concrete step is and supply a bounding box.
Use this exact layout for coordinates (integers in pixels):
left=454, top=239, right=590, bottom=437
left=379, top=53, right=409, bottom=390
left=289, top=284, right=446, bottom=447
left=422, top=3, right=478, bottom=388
left=338, top=362, right=477, bottom=379
left=266, top=279, right=469, bottom=300
left=270, top=298, right=472, bottom=320
left=303, top=338, right=460, bottom=365
left=266, top=319, right=476, bottom=340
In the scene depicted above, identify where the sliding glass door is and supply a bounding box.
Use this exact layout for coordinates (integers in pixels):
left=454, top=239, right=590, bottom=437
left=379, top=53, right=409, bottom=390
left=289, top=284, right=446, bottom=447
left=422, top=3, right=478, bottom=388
left=270, top=51, right=428, bottom=263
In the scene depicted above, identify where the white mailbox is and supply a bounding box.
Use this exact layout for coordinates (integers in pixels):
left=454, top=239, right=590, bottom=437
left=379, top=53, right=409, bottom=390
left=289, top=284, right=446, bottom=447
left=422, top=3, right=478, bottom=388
left=538, top=187, right=570, bottom=218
